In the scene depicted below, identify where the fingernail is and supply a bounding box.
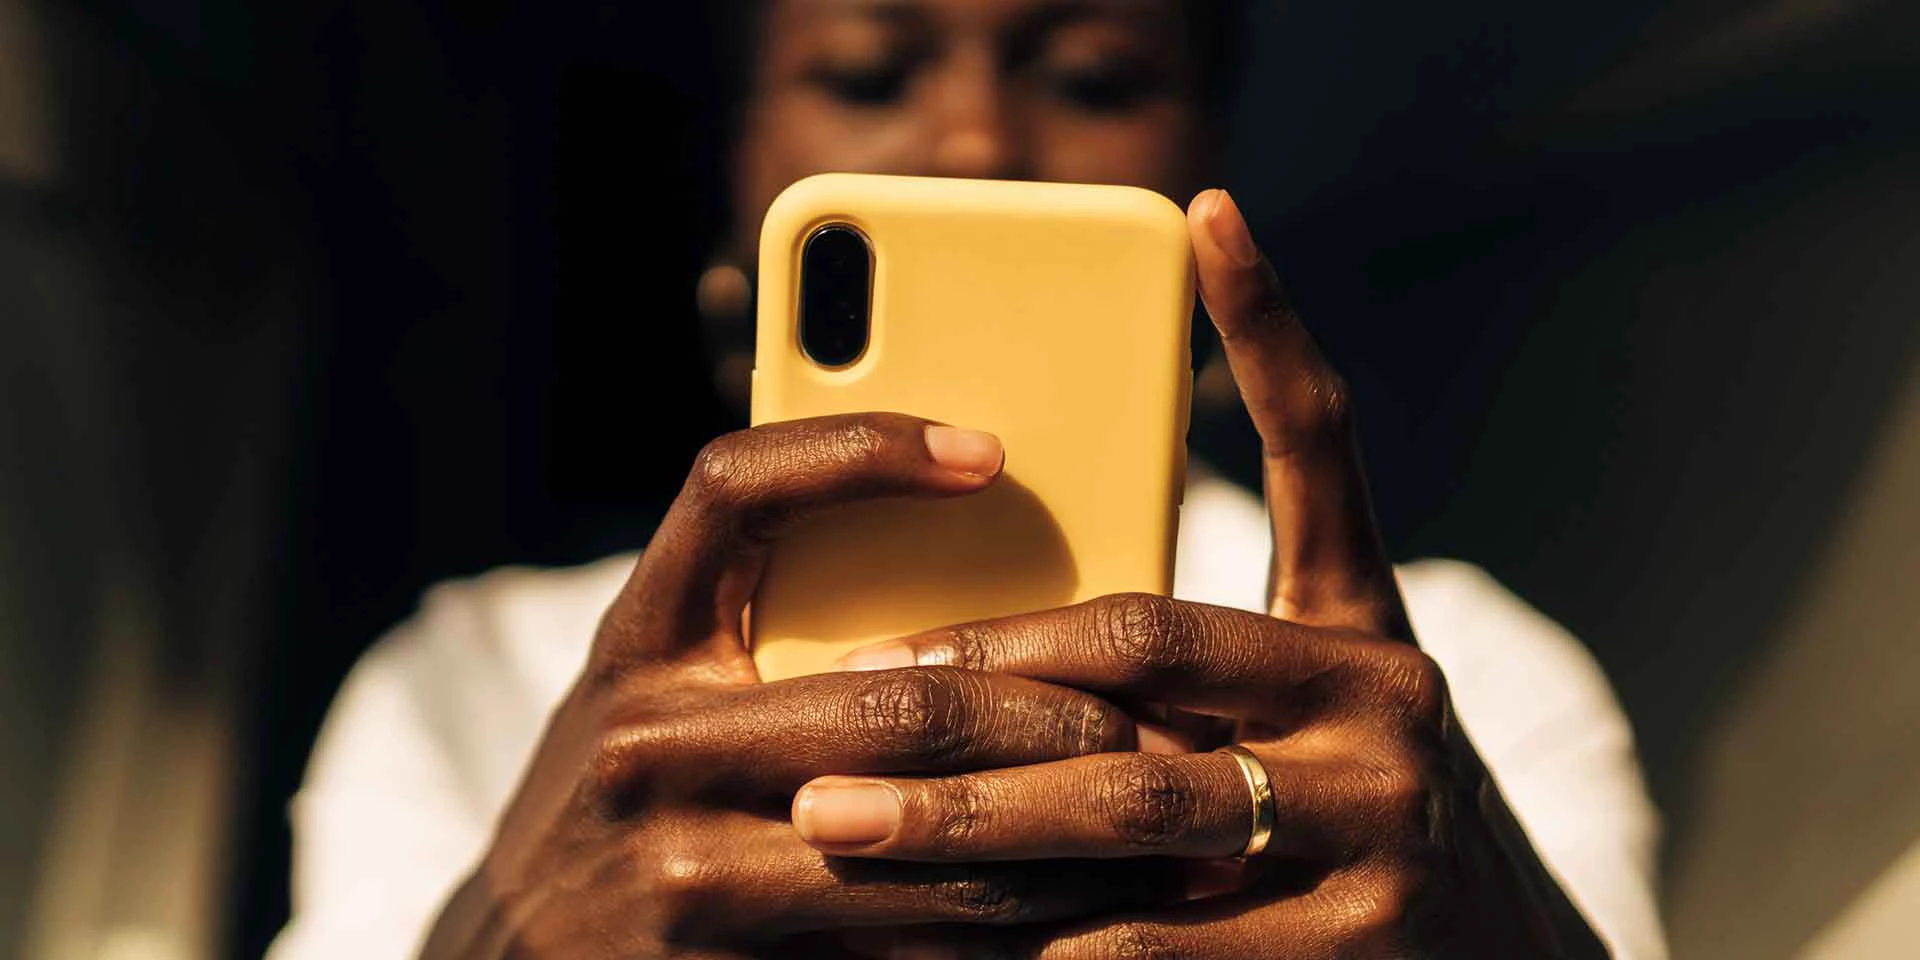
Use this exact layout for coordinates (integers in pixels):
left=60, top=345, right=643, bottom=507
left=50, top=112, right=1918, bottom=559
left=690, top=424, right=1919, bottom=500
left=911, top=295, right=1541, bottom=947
left=924, top=425, right=1005, bottom=478
left=1137, top=722, right=1193, bottom=755
left=1204, top=189, right=1261, bottom=268
left=1192, top=188, right=1224, bottom=221
left=835, top=641, right=917, bottom=672
left=793, top=778, right=902, bottom=847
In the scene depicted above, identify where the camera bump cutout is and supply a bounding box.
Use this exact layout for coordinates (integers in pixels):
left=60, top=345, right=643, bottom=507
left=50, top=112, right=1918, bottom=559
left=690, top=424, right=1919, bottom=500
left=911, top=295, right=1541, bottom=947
left=798, top=224, right=873, bottom=368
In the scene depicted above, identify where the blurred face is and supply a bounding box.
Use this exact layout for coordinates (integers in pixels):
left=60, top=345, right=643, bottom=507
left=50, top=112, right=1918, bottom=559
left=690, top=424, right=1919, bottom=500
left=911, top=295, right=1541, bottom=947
left=730, top=0, right=1209, bottom=252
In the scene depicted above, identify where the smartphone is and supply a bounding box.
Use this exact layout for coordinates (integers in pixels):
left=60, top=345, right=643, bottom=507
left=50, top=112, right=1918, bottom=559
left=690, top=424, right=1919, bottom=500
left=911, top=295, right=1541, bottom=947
left=749, top=173, right=1194, bottom=681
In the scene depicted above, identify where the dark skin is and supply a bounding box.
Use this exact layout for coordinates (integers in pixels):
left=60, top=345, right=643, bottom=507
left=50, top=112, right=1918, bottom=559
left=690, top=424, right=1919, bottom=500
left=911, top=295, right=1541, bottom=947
left=422, top=1, right=1611, bottom=957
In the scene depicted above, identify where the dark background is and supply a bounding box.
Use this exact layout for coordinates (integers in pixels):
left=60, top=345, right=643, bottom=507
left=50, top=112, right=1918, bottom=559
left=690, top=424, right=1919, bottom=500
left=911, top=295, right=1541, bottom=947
left=10, top=0, right=1919, bottom=955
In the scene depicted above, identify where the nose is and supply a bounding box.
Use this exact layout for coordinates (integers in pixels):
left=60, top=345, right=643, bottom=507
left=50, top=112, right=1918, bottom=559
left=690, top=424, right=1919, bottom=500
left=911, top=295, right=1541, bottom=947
left=927, top=46, right=1026, bottom=181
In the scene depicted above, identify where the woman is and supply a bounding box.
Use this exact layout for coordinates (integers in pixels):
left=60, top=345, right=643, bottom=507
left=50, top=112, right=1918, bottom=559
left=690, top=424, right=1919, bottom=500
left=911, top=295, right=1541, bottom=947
left=272, top=2, right=1662, bottom=957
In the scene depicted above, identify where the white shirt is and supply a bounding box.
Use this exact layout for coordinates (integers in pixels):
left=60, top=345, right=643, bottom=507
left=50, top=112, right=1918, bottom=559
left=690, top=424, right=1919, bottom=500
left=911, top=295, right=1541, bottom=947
left=269, top=474, right=1666, bottom=959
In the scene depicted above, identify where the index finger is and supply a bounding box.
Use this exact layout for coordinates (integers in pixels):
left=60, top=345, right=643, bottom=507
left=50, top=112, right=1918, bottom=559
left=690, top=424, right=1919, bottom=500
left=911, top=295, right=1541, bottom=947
left=591, top=413, right=1006, bottom=676
left=833, top=594, right=1434, bottom=724
left=594, top=666, right=1145, bottom=801
left=1189, top=190, right=1411, bottom=642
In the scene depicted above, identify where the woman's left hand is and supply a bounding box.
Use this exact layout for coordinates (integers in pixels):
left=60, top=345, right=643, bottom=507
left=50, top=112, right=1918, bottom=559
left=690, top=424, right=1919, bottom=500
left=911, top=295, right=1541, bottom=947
left=787, top=191, right=1610, bottom=959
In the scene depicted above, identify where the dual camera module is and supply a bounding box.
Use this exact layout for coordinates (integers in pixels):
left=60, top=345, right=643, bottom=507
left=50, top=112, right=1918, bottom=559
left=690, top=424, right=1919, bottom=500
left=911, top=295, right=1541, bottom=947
left=798, top=224, right=873, bottom=367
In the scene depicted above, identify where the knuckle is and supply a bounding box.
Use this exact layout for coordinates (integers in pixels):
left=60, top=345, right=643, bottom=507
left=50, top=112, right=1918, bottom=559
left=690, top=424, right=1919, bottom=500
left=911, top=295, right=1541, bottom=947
left=580, top=724, right=666, bottom=816
left=1057, top=695, right=1123, bottom=756
left=1311, top=369, right=1355, bottom=435
left=927, top=774, right=995, bottom=857
left=820, top=419, right=891, bottom=467
left=849, top=668, right=973, bottom=765
left=1092, top=593, right=1184, bottom=682
left=939, top=625, right=993, bottom=673
left=641, top=845, right=727, bottom=934
left=687, top=421, right=899, bottom=542
left=1097, top=921, right=1180, bottom=960
left=1365, top=760, right=1433, bottom=838
left=686, top=431, right=792, bottom=543
left=687, top=431, right=758, bottom=508
left=934, top=866, right=1028, bottom=924
left=687, top=428, right=802, bottom=544
left=1268, top=367, right=1354, bottom=459
left=1099, top=755, right=1200, bottom=849
left=1377, top=647, right=1449, bottom=727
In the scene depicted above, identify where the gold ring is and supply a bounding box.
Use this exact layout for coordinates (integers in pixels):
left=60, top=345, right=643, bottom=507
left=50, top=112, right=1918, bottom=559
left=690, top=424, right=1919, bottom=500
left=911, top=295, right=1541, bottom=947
left=1215, top=744, right=1275, bottom=858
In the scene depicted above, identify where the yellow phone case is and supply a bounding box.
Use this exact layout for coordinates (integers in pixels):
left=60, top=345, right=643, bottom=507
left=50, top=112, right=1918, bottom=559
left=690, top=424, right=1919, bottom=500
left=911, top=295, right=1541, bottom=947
left=750, top=174, right=1193, bottom=680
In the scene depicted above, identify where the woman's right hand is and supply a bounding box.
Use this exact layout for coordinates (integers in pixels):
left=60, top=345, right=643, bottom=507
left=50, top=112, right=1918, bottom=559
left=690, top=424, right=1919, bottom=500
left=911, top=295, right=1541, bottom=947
left=420, top=413, right=1176, bottom=959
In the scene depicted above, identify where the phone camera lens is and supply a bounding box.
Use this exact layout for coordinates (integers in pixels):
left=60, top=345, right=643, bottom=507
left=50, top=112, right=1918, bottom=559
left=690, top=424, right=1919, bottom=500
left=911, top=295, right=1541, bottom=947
left=799, top=225, right=872, bottom=367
